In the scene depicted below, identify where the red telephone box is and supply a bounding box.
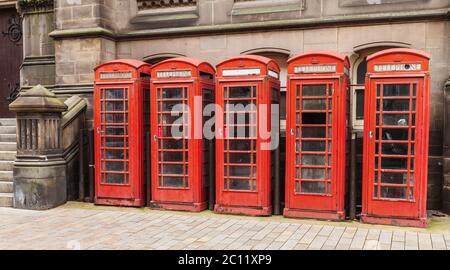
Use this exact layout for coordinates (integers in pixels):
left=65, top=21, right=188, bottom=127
left=362, top=48, right=430, bottom=227
left=215, top=55, right=280, bottom=216
left=94, top=59, right=151, bottom=206
left=150, top=57, right=215, bottom=212
left=284, top=52, right=350, bottom=221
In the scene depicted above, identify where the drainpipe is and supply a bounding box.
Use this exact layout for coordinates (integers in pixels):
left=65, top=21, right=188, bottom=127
left=443, top=78, right=450, bottom=213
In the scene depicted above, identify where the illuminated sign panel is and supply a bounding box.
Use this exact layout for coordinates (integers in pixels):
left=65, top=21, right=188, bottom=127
left=223, top=68, right=261, bottom=77
left=100, top=71, right=133, bottom=80
left=294, top=64, right=337, bottom=74
left=268, top=70, right=279, bottom=79
left=156, top=70, right=192, bottom=78
left=374, top=63, right=422, bottom=72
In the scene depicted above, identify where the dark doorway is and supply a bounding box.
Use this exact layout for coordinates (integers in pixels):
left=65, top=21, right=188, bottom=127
left=0, top=8, right=22, bottom=118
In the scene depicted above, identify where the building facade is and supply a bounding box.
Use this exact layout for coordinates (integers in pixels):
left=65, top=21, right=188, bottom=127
left=1, top=0, right=449, bottom=214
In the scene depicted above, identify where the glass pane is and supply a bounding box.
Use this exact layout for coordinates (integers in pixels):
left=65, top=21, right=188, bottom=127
left=381, top=158, right=408, bottom=170
left=381, top=114, right=410, bottom=126
left=105, top=89, right=124, bottom=99
left=161, top=164, right=184, bottom=174
left=380, top=186, right=407, bottom=199
left=301, top=182, right=326, bottom=194
left=302, top=113, right=326, bottom=124
left=160, top=151, right=185, bottom=162
left=302, top=127, right=326, bottom=138
left=380, top=143, right=409, bottom=155
left=229, top=166, right=255, bottom=178
left=162, top=101, right=185, bottom=112
left=301, top=168, right=325, bottom=180
left=228, top=153, right=255, bottom=164
left=229, top=86, right=251, bottom=98
left=104, top=150, right=126, bottom=160
left=160, top=139, right=186, bottom=149
left=105, top=173, right=124, bottom=184
left=302, top=141, right=326, bottom=152
left=103, top=114, right=126, bottom=123
left=382, top=100, right=410, bottom=111
left=105, top=101, right=124, bottom=111
left=302, top=85, right=327, bottom=96
left=380, top=172, right=408, bottom=184
left=302, top=155, right=326, bottom=166
left=227, top=140, right=253, bottom=151
left=104, top=137, right=126, bottom=148
left=381, top=128, right=409, bottom=141
left=104, top=162, right=125, bottom=172
left=302, top=99, right=326, bottom=110
left=105, top=127, right=126, bottom=136
left=383, top=84, right=410, bottom=97
left=163, top=177, right=184, bottom=187
left=228, top=179, right=251, bottom=191
left=162, top=88, right=183, bottom=99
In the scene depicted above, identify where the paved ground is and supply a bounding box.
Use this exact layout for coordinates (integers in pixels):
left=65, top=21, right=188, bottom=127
left=0, top=202, right=449, bottom=250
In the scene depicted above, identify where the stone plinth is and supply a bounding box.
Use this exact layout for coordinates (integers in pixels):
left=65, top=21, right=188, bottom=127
left=9, top=85, right=68, bottom=210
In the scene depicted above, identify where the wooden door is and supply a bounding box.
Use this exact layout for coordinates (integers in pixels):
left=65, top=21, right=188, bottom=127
left=0, top=8, right=22, bottom=117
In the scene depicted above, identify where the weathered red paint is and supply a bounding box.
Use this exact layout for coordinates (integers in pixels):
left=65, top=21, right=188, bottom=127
left=215, top=55, right=281, bottom=216
left=150, top=57, right=215, bottom=212
left=284, top=51, right=350, bottom=221
left=94, top=59, right=151, bottom=206
left=362, top=48, right=431, bottom=228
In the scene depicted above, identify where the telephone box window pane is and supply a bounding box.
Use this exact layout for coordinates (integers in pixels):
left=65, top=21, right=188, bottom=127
left=161, top=164, right=184, bottom=174
left=381, top=158, right=408, bottom=170
left=302, top=99, right=326, bottom=110
left=228, top=179, right=251, bottom=191
left=164, top=177, right=184, bottom=188
left=356, top=90, right=365, bottom=120
left=160, top=152, right=184, bottom=162
left=228, top=140, right=253, bottom=151
left=105, top=89, right=125, bottom=99
left=383, top=84, right=410, bottom=97
left=381, top=128, right=409, bottom=141
left=302, top=113, right=326, bottom=124
left=302, top=155, right=326, bottom=166
left=302, top=127, right=326, bottom=138
left=105, top=101, right=124, bottom=111
left=380, top=171, right=408, bottom=185
left=302, top=141, right=326, bottom=152
left=162, top=101, right=185, bottom=112
left=160, top=139, right=186, bottom=149
left=104, top=137, right=127, bottom=148
left=381, top=143, right=409, bottom=155
left=105, top=174, right=125, bottom=184
left=106, top=127, right=126, bottom=136
left=382, top=114, right=410, bottom=126
left=302, top=85, right=327, bottom=96
left=162, top=88, right=183, bottom=99
left=229, top=86, right=252, bottom=98
left=301, top=182, right=326, bottom=194
left=228, top=153, right=255, bottom=164
left=383, top=100, right=410, bottom=111
left=301, top=168, right=326, bottom=180
left=104, top=114, right=126, bottom=123
left=104, top=150, right=126, bottom=160
left=380, top=186, right=407, bottom=199
left=104, top=162, right=125, bottom=172
left=229, top=166, right=254, bottom=177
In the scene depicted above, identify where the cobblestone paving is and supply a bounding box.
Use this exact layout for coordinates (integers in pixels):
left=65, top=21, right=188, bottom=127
left=0, top=204, right=449, bottom=250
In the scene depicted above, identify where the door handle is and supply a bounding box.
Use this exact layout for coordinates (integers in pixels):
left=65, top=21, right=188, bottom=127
left=96, top=127, right=104, bottom=134
left=369, top=130, right=374, bottom=139
left=290, top=128, right=294, bottom=136
left=153, top=135, right=157, bottom=142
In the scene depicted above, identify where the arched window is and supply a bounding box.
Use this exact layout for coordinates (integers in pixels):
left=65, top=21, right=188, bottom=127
left=142, top=53, right=186, bottom=65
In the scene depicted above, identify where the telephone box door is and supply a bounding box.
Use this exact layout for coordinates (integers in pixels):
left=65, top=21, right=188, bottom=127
left=365, top=79, right=424, bottom=218
left=218, top=82, right=262, bottom=208
left=151, top=84, right=193, bottom=204
left=287, top=79, right=338, bottom=211
left=95, top=85, right=134, bottom=199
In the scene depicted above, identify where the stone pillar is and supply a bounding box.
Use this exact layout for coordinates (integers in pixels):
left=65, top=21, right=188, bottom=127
left=9, top=85, right=68, bottom=210
left=443, top=78, right=450, bottom=213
